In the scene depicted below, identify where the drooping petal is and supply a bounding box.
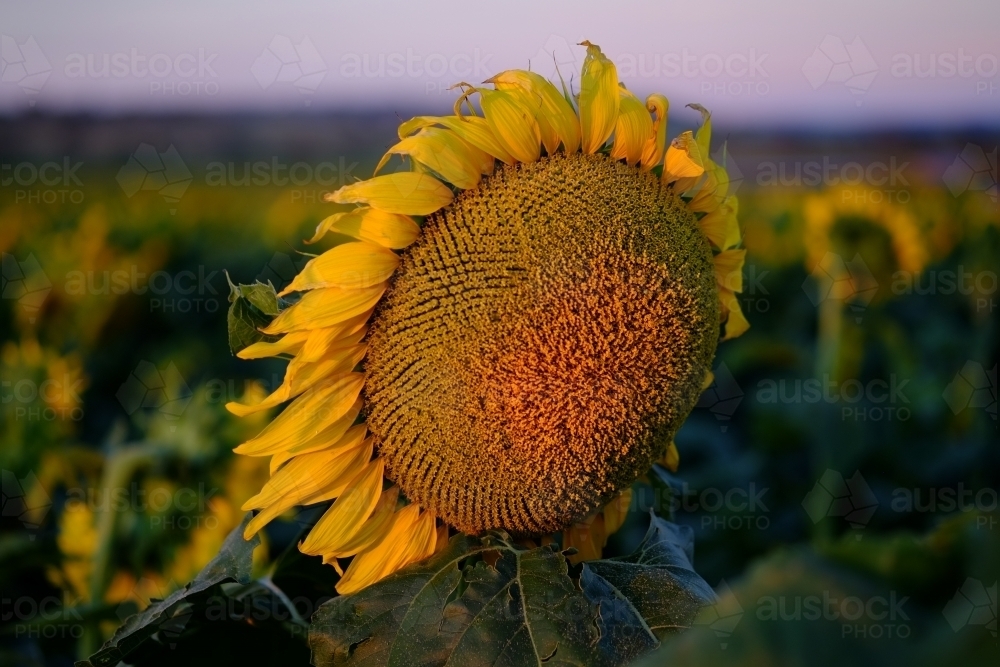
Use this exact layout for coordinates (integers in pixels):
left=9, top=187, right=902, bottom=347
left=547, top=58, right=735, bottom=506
left=242, top=440, right=371, bottom=539
left=327, top=173, right=453, bottom=216
left=563, top=514, right=605, bottom=563
left=262, top=287, right=382, bottom=334
left=714, top=249, right=746, bottom=293
left=662, top=131, right=705, bottom=184
left=699, top=195, right=741, bottom=251
left=399, top=115, right=514, bottom=165
left=477, top=87, right=541, bottom=164
left=299, top=458, right=385, bottom=555
left=322, top=486, right=399, bottom=561
left=278, top=242, right=398, bottom=295
left=688, top=159, right=731, bottom=214
left=639, top=94, right=669, bottom=171
left=720, top=289, right=750, bottom=340
left=225, top=344, right=366, bottom=417
left=334, top=504, right=423, bottom=594
left=232, top=374, right=364, bottom=455
left=578, top=41, right=619, bottom=154
left=610, top=87, right=653, bottom=166
left=376, top=127, right=484, bottom=190
left=662, top=441, right=680, bottom=472
left=489, top=70, right=581, bottom=154
left=602, top=488, right=633, bottom=535
left=237, top=331, right=309, bottom=360
left=306, top=208, right=420, bottom=249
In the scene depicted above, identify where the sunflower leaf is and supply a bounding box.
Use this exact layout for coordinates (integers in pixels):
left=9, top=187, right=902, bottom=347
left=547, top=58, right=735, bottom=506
left=225, top=275, right=285, bottom=354
left=309, top=513, right=713, bottom=667
left=75, top=512, right=260, bottom=667
left=582, top=511, right=717, bottom=641
left=310, top=533, right=607, bottom=666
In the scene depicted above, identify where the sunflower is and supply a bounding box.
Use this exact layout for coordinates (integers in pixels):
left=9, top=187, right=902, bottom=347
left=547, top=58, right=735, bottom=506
left=227, top=42, right=747, bottom=594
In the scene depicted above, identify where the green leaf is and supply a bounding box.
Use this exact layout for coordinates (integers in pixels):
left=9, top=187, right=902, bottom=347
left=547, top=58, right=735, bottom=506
left=583, top=511, right=717, bottom=641
left=75, top=512, right=260, bottom=667
left=226, top=275, right=285, bottom=355
left=309, top=533, right=604, bottom=667
left=309, top=513, right=716, bottom=667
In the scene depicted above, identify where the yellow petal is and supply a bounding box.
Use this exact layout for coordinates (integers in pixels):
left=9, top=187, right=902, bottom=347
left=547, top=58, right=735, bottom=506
left=322, top=486, right=399, bottom=561
left=603, top=488, right=633, bottom=534
left=699, top=195, right=741, bottom=251
left=327, top=173, right=453, bottom=216
left=477, top=88, right=541, bottom=164
left=300, top=458, right=385, bottom=555
left=225, top=345, right=366, bottom=417
left=489, top=70, right=580, bottom=154
left=232, top=374, right=364, bottom=455
left=639, top=94, right=669, bottom=171
left=399, top=115, right=514, bottom=165
left=376, top=127, right=483, bottom=190
left=662, top=441, right=680, bottom=473
left=564, top=514, right=604, bottom=564
left=720, top=288, right=750, bottom=340
left=663, top=131, right=705, bottom=184
left=578, top=41, right=619, bottom=154
left=237, top=331, right=309, bottom=360
left=335, top=504, right=422, bottom=594
left=288, top=420, right=366, bottom=457
left=242, top=440, right=372, bottom=539
left=689, top=160, right=730, bottom=214
left=610, top=87, right=653, bottom=167
left=262, top=287, right=382, bottom=334
left=298, top=321, right=368, bottom=363
left=714, top=249, right=746, bottom=293
left=702, top=370, right=715, bottom=390
left=278, top=242, right=398, bottom=296
left=306, top=208, right=420, bottom=249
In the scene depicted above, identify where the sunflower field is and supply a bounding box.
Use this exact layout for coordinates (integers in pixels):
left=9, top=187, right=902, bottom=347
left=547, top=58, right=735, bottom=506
left=2, top=58, right=998, bottom=667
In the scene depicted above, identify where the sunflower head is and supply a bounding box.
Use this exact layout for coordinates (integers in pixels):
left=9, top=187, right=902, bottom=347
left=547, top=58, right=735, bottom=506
left=228, top=42, right=747, bottom=593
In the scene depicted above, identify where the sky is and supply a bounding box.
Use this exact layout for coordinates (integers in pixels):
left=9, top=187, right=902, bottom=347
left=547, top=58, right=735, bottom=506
left=1, top=0, right=999, bottom=128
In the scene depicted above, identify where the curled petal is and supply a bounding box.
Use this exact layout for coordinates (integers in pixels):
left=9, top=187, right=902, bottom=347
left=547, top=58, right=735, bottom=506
left=639, top=93, right=669, bottom=170
left=663, top=131, right=705, bottom=185
left=578, top=41, right=620, bottom=154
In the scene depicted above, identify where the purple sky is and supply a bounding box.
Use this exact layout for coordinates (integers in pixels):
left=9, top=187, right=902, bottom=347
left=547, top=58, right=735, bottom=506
left=2, top=0, right=998, bottom=128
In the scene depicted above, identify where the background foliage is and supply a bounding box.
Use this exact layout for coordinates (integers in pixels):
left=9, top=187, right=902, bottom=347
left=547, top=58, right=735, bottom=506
left=1, top=116, right=997, bottom=666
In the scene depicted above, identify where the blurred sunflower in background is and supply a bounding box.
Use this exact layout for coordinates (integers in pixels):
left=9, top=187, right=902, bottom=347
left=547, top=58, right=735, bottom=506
left=228, top=42, right=746, bottom=594
left=803, top=184, right=930, bottom=306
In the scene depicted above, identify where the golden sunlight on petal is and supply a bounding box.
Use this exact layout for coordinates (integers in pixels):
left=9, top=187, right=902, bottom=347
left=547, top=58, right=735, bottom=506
left=327, top=172, right=453, bottom=216
left=639, top=93, right=669, bottom=171
left=299, top=458, right=385, bottom=555
left=578, top=41, right=619, bottom=154
left=477, top=88, right=541, bottom=164
left=278, top=242, right=399, bottom=295
left=610, top=87, right=653, bottom=167
left=306, top=208, right=420, bottom=249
